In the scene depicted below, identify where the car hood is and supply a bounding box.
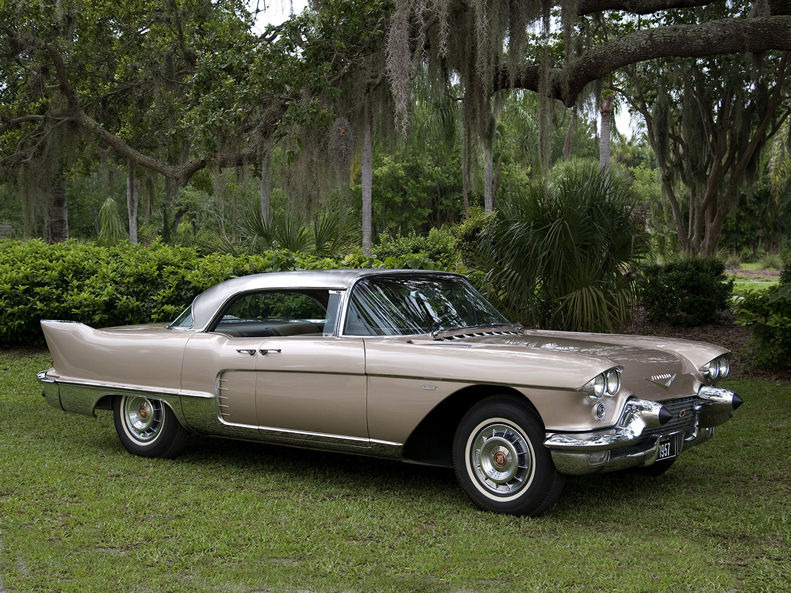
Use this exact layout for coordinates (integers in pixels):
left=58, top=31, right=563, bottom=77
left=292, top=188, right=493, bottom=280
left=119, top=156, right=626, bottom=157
left=454, top=329, right=728, bottom=398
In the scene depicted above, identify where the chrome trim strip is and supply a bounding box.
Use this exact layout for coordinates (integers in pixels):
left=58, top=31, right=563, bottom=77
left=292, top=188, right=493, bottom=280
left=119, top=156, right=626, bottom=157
left=37, top=370, right=55, bottom=383
left=217, top=418, right=259, bottom=430
left=215, top=415, right=403, bottom=458
left=37, top=377, right=188, bottom=425
left=45, top=377, right=183, bottom=398
left=257, top=424, right=371, bottom=445
left=367, top=373, right=571, bottom=392
left=371, top=438, right=402, bottom=448
left=203, top=367, right=572, bottom=392
left=216, top=416, right=372, bottom=445
left=180, top=389, right=215, bottom=399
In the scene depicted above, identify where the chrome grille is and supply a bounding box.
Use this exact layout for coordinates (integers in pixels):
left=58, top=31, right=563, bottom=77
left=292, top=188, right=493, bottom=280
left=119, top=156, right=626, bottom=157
left=643, top=396, right=699, bottom=437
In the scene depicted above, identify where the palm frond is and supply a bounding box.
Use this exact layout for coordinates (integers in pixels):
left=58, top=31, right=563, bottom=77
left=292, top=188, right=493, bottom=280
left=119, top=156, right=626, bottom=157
left=475, top=159, right=647, bottom=330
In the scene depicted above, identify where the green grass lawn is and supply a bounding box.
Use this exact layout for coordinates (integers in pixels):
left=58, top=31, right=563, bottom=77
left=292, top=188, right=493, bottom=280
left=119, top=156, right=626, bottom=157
left=732, top=277, right=780, bottom=297
left=1, top=350, right=789, bottom=593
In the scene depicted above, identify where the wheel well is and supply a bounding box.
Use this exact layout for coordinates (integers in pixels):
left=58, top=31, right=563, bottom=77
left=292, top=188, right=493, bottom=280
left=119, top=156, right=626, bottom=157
left=401, top=385, right=540, bottom=467
left=95, top=394, right=114, bottom=411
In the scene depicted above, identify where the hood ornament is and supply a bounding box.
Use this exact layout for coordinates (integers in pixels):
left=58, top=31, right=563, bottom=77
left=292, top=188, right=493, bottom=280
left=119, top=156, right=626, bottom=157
left=647, top=373, right=677, bottom=390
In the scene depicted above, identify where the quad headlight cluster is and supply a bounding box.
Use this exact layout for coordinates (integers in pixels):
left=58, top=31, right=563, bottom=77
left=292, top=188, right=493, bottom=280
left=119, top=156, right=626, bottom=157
left=701, top=355, right=730, bottom=383
left=582, top=367, right=621, bottom=421
left=584, top=367, right=622, bottom=400
left=582, top=367, right=623, bottom=420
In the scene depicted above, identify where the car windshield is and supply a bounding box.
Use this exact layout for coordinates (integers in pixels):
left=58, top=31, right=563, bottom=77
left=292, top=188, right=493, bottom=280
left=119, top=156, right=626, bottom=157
left=344, top=274, right=510, bottom=336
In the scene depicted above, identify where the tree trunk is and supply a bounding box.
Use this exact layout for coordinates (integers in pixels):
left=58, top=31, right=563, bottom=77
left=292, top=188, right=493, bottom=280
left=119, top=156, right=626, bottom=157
left=20, top=186, right=36, bottom=238
left=260, top=151, right=272, bottom=225
left=492, top=153, right=502, bottom=209
left=162, top=176, right=177, bottom=242
left=484, top=144, right=494, bottom=214
left=126, top=159, right=138, bottom=243
left=361, top=107, right=373, bottom=257
left=143, top=174, right=154, bottom=219
left=461, top=125, right=471, bottom=216
left=46, top=173, right=68, bottom=243
left=599, top=95, right=613, bottom=178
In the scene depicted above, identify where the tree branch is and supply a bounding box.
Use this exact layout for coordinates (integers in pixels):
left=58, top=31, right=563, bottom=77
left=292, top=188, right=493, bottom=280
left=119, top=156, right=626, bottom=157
left=0, top=114, right=46, bottom=129
left=497, top=16, right=791, bottom=105
left=577, top=0, right=718, bottom=15
left=41, top=41, right=278, bottom=185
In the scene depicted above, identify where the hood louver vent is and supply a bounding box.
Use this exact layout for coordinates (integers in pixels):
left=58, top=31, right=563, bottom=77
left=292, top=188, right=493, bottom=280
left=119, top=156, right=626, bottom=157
left=438, top=329, right=523, bottom=341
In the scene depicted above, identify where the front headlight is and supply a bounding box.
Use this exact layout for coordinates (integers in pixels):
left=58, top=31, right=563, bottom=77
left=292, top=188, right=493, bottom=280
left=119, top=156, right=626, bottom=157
left=605, top=368, right=621, bottom=395
left=701, top=355, right=730, bottom=383
left=583, top=367, right=622, bottom=400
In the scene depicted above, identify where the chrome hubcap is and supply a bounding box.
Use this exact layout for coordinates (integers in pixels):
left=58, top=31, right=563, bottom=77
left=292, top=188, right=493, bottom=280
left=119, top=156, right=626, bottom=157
left=470, top=422, right=533, bottom=496
left=123, top=396, right=163, bottom=443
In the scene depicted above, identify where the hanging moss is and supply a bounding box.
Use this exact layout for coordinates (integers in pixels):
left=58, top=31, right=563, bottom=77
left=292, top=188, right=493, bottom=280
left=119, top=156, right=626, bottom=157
left=386, top=0, right=573, bottom=176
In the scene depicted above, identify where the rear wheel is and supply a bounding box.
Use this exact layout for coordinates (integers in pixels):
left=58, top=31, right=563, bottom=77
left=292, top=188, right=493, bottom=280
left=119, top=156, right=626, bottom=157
left=113, top=395, right=189, bottom=458
left=453, top=396, right=565, bottom=516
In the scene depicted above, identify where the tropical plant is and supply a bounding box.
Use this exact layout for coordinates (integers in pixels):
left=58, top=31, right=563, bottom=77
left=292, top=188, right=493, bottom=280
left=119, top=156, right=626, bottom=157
left=97, top=198, right=126, bottom=246
left=475, top=160, right=647, bottom=331
left=239, top=202, right=355, bottom=256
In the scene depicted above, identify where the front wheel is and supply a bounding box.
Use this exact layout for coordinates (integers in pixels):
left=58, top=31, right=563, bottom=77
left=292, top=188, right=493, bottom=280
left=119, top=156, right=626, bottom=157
left=453, top=396, right=565, bottom=516
left=113, top=395, right=189, bottom=458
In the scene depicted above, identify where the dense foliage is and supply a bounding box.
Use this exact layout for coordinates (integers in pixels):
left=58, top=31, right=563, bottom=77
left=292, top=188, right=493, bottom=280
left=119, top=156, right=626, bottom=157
left=0, top=239, right=455, bottom=345
left=474, top=161, right=647, bottom=331
left=637, top=258, right=734, bottom=326
left=737, top=253, right=791, bottom=369
left=371, top=228, right=459, bottom=271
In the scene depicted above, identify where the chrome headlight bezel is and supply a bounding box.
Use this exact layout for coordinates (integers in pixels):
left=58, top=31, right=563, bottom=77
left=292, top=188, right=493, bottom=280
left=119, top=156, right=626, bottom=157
left=583, top=367, right=622, bottom=400
left=701, top=355, right=730, bottom=383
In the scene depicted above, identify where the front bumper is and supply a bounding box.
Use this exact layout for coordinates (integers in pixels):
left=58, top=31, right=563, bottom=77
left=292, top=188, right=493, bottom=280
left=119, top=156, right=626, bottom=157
left=544, top=386, right=743, bottom=475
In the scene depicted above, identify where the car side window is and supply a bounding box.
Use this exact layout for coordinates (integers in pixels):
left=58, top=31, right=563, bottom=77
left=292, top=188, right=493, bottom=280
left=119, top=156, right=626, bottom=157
left=213, top=290, right=329, bottom=338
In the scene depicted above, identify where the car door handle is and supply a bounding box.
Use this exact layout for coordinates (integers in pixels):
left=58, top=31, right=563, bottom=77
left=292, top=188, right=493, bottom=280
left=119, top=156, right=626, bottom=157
left=259, top=348, right=281, bottom=355
left=235, top=349, right=257, bottom=356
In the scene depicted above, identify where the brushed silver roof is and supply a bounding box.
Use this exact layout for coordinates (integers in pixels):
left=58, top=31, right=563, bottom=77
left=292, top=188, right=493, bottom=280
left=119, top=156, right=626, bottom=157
left=187, top=269, right=462, bottom=331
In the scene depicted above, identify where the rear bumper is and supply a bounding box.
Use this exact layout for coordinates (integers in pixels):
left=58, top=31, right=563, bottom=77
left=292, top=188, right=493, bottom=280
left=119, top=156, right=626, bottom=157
left=544, top=386, right=742, bottom=475
left=37, top=370, right=61, bottom=410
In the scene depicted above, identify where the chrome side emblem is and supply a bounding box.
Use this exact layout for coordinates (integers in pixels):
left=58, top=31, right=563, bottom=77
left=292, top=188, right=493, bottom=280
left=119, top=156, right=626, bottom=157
left=647, top=373, right=677, bottom=389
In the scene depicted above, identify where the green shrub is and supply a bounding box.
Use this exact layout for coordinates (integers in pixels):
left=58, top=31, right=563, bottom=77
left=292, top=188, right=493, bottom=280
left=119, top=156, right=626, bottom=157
left=0, top=239, right=456, bottom=345
left=637, top=258, right=733, bottom=326
left=737, top=256, right=791, bottom=369
left=371, top=227, right=460, bottom=270
left=474, top=160, right=647, bottom=331
left=781, top=252, right=791, bottom=284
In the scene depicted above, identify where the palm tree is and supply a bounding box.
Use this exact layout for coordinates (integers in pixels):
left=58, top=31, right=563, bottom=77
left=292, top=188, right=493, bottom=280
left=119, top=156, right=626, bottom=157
left=477, top=160, right=647, bottom=331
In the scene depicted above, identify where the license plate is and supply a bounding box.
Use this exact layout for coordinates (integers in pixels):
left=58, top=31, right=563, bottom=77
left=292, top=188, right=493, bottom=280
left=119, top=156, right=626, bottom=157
left=657, top=435, right=679, bottom=460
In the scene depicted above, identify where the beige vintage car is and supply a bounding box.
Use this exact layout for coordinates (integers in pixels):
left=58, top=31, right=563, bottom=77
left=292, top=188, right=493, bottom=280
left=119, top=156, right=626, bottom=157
left=38, top=269, right=742, bottom=515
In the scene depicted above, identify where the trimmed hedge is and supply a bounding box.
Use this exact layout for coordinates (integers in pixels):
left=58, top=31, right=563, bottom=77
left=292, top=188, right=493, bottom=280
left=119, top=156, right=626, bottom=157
left=637, top=258, right=733, bottom=326
left=0, top=239, right=452, bottom=345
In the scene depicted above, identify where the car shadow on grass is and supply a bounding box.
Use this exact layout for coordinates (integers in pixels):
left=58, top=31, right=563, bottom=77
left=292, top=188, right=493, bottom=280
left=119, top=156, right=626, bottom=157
left=85, top=412, right=717, bottom=519
left=181, top=433, right=464, bottom=500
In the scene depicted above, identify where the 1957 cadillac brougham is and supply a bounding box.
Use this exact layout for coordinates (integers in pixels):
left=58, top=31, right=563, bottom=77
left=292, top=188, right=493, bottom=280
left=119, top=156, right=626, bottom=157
left=38, top=269, right=742, bottom=515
